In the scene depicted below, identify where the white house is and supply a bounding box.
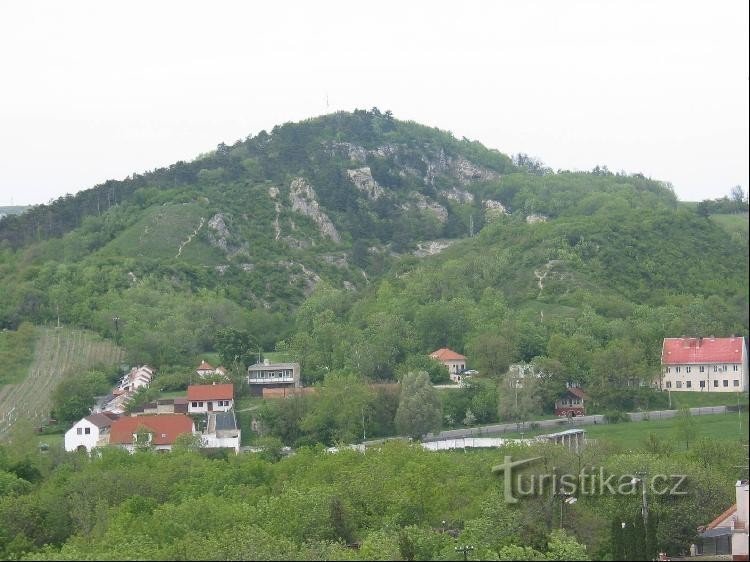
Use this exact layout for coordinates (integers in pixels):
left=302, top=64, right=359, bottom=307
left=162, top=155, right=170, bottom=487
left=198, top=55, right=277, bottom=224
left=117, top=365, right=155, bottom=393
left=661, top=337, right=748, bottom=392
left=187, top=383, right=234, bottom=414
left=246, top=360, right=301, bottom=396
left=202, top=411, right=241, bottom=453
left=108, top=414, right=195, bottom=453
left=64, top=412, right=119, bottom=452
left=196, top=360, right=228, bottom=379
left=429, top=348, right=467, bottom=383
left=692, top=479, right=749, bottom=559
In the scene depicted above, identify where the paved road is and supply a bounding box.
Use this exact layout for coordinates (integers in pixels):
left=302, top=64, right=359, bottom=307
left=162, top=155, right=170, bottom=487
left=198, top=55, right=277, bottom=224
left=422, top=405, right=729, bottom=442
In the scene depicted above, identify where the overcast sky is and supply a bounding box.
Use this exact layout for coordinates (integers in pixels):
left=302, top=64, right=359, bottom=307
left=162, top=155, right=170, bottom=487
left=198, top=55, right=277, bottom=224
left=0, top=0, right=747, bottom=206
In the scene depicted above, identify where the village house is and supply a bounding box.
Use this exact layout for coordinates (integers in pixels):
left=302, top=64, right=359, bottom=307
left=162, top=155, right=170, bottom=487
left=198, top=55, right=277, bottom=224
left=108, top=414, right=195, bottom=453
left=202, top=410, right=241, bottom=453
left=130, top=398, right=188, bottom=417
left=661, top=336, right=748, bottom=392
left=187, top=383, right=234, bottom=414
left=246, top=360, right=301, bottom=396
left=429, top=348, right=467, bottom=383
left=116, top=365, right=155, bottom=393
left=64, top=412, right=120, bottom=452
left=692, top=479, right=749, bottom=560
left=554, top=387, right=586, bottom=417
left=196, top=360, right=228, bottom=379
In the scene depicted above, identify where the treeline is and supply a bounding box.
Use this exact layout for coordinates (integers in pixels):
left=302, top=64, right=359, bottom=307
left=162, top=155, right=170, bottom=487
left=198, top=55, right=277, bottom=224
left=0, top=421, right=744, bottom=560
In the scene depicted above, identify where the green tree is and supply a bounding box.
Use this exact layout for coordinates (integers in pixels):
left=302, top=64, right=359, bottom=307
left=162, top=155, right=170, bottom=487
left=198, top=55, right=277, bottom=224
left=674, top=407, right=698, bottom=449
left=395, top=371, right=442, bottom=439
left=50, top=370, right=110, bottom=424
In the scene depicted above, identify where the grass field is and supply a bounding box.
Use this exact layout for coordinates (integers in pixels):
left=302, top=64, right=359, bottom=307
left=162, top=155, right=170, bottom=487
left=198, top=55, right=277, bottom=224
left=0, top=326, right=124, bottom=439
left=669, top=391, right=749, bottom=409
left=710, top=212, right=749, bottom=238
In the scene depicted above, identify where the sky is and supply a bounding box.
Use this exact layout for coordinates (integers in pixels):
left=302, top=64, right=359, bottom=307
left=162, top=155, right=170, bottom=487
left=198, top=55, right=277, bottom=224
left=0, top=0, right=747, bottom=206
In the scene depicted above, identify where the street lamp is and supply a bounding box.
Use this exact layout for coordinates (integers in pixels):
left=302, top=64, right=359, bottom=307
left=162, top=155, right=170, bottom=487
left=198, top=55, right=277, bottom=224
left=112, top=316, right=120, bottom=344
left=455, top=545, right=474, bottom=561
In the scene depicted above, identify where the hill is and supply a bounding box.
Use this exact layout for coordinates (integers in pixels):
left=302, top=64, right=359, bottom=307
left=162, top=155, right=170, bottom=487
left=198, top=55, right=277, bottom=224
left=0, top=109, right=747, bottom=376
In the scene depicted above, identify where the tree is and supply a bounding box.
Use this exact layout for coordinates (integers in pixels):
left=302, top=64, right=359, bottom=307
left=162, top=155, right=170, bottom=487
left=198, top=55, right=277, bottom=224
left=215, top=328, right=261, bottom=370
left=466, top=331, right=518, bottom=377
left=50, top=370, right=110, bottom=424
left=674, top=407, right=698, bottom=449
left=498, top=370, right=542, bottom=423
left=730, top=185, right=747, bottom=209
left=395, top=371, right=442, bottom=439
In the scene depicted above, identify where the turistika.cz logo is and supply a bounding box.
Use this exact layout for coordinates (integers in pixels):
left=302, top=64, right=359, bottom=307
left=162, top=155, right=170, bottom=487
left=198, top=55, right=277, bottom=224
left=491, top=455, right=688, bottom=504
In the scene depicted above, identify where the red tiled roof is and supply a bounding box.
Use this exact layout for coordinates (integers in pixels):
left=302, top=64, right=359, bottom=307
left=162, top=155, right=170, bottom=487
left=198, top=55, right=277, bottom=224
left=430, top=348, right=467, bottom=361
left=705, top=504, right=737, bottom=529
left=187, top=383, right=234, bottom=401
left=662, top=337, right=746, bottom=365
left=567, top=387, right=587, bottom=400
left=109, top=414, right=194, bottom=446
left=197, top=360, right=214, bottom=371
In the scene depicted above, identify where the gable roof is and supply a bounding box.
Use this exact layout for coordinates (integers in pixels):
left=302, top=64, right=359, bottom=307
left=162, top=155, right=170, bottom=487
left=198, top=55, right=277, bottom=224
left=662, top=337, right=746, bottom=365
left=701, top=504, right=737, bottom=532
left=109, top=414, right=194, bottom=445
left=567, top=387, right=587, bottom=400
left=430, top=348, right=467, bottom=361
left=197, top=360, right=214, bottom=371
left=84, top=413, right=119, bottom=428
left=187, top=383, right=234, bottom=401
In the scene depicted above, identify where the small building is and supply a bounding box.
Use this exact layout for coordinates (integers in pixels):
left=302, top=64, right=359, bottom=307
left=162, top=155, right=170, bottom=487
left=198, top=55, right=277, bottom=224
left=116, top=365, right=155, bottom=393
left=64, top=412, right=120, bottom=452
left=130, top=398, right=188, bottom=417
left=187, top=383, right=234, bottom=414
left=661, top=337, right=748, bottom=392
left=246, top=360, right=301, bottom=396
left=554, top=387, right=586, bottom=417
left=108, top=414, right=195, bottom=453
left=196, top=360, right=228, bottom=379
left=429, top=348, right=467, bottom=382
left=692, top=480, right=749, bottom=559
left=202, top=410, right=241, bottom=453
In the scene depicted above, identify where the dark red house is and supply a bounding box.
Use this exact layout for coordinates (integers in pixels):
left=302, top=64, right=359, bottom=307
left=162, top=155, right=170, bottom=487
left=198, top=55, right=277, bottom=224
left=554, top=387, right=586, bottom=417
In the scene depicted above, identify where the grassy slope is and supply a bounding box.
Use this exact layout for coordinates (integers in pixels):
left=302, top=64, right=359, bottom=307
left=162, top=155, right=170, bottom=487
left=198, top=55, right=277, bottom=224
left=0, top=326, right=124, bottom=438
left=710, top=212, right=749, bottom=238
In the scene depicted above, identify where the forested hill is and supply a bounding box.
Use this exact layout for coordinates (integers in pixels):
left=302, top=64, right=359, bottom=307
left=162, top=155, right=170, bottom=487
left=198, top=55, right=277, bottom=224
left=0, top=109, right=746, bottom=370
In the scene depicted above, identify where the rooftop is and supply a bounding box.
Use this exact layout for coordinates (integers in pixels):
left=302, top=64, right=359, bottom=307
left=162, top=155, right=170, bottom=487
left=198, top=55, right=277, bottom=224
left=187, top=383, right=234, bottom=401
left=109, top=414, right=194, bottom=445
left=662, top=337, right=746, bottom=365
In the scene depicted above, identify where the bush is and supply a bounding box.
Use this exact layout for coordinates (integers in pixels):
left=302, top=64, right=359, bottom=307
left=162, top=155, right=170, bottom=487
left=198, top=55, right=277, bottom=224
left=604, top=410, right=630, bottom=424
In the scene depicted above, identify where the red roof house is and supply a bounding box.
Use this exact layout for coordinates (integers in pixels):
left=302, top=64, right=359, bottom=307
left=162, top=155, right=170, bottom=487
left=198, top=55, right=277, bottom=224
left=429, top=348, right=468, bottom=380
left=109, top=414, right=195, bottom=451
left=661, top=337, right=748, bottom=392
left=187, top=384, right=235, bottom=414
left=554, top=387, right=587, bottom=417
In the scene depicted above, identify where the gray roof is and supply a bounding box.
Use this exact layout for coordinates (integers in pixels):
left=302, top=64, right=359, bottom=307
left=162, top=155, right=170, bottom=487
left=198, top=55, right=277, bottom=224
left=85, top=413, right=118, bottom=428
left=700, top=527, right=733, bottom=538
left=248, top=362, right=299, bottom=370
left=214, top=411, right=238, bottom=431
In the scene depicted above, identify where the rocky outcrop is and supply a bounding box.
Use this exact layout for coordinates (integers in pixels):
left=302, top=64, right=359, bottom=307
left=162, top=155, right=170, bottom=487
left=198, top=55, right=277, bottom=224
left=347, top=167, right=385, bottom=200
left=408, top=192, right=448, bottom=223
left=207, top=214, right=230, bottom=252
left=440, top=187, right=474, bottom=204
left=483, top=199, right=509, bottom=221
left=413, top=240, right=456, bottom=257
left=526, top=214, right=548, bottom=224
left=451, top=156, right=500, bottom=184
left=331, top=142, right=368, bottom=163
left=289, top=178, right=341, bottom=243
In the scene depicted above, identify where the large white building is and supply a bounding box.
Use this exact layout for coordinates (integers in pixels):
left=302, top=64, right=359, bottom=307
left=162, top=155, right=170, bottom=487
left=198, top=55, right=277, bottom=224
left=64, top=412, right=119, bottom=452
left=661, top=337, right=748, bottom=392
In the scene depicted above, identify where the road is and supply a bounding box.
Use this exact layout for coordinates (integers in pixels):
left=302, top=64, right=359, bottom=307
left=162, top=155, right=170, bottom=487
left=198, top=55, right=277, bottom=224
left=422, top=406, right=729, bottom=442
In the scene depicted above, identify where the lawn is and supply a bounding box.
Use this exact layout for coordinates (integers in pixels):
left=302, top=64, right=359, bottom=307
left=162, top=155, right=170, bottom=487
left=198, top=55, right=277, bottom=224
left=668, top=391, right=749, bottom=409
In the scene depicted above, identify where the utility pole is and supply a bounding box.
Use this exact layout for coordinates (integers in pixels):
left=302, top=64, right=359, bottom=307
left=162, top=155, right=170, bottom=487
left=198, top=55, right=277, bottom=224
left=112, top=316, right=120, bottom=345
left=635, top=470, right=648, bottom=526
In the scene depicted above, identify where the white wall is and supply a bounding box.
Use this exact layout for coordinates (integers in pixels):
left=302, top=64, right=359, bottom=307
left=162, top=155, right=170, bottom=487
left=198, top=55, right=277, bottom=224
left=64, top=419, right=100, bottom=452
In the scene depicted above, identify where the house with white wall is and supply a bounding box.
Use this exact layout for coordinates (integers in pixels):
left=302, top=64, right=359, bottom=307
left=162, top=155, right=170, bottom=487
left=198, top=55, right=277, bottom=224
left=661, top=337, right=748, bottom=392
left=116, top=365, right=155, bottom=393
left=429, top=348, right=467, bottom=382
left=692, top=479, right=749, bottom=559
left=196, top=360, right=228, bottom=379
left=202, top=410, right=241, bottom=453
left=108, top=414, right=195, bottom=453
left=187, top=383, right=234, bottom=414
left=64, top=412, right=119, bottom=452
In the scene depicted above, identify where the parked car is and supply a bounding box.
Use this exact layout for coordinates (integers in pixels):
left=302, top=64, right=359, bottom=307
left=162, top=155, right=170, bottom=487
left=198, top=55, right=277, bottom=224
left=462, top=369, right=478, bottom=375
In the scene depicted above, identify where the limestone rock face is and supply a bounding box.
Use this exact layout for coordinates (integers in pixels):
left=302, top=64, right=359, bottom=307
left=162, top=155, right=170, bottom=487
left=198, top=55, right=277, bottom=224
left=526, top=214, right=548, bottom=224
left=440, top=187, right=475, bottom=204
left=347, top=167, right=385, bottom=200
left=289, top=177, right=341, bottom=243
left=408, top=192, right=448, bottom=223
left=207, top=213, right=230, bottom=252
left=451, top=156, right=500, bottom=184
left=483, top=199, right=509, bottom=221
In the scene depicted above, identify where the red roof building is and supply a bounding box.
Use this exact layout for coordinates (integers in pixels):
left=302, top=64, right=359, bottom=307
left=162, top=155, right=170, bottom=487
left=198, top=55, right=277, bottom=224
left=109, top=414, right=195, bottom=451
left=187, top=384, right=235, bottom=414
left=429, top=348, right=468, bottom=381
left=554, top=387, right=587, bottom=417
left=661, top=337, right=748, bottom=393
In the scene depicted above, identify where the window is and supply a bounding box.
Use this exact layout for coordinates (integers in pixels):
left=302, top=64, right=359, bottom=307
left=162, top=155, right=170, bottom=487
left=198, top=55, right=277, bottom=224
left=699, top=366, right=705, bottom=373
left=77, top=428, right=83, bottom=435
left=700, top=381, right=705, bottom=388
left=667, top=367, right=671, bottom=373
left=714, top=380, right=719, bottom=387
left=191, top=401, right=198, bottom=407
left=733, top=365, right=739, bottom=372
left=84, top=427, right=91, bottom=435
left=723, top=380, right=728, bottom=387
left=666, top=381, right=672, bottom=389
left=686, top=366, right=691, bottom=373
left=686, top=381, right=692, bottom=388
left=676, top=367, right=681, bottom=373
left=714, top=365, right=718, bottom=372
left=734, top=380, right=740, bottom=387
left=676, top=381, right=682, bottom=388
